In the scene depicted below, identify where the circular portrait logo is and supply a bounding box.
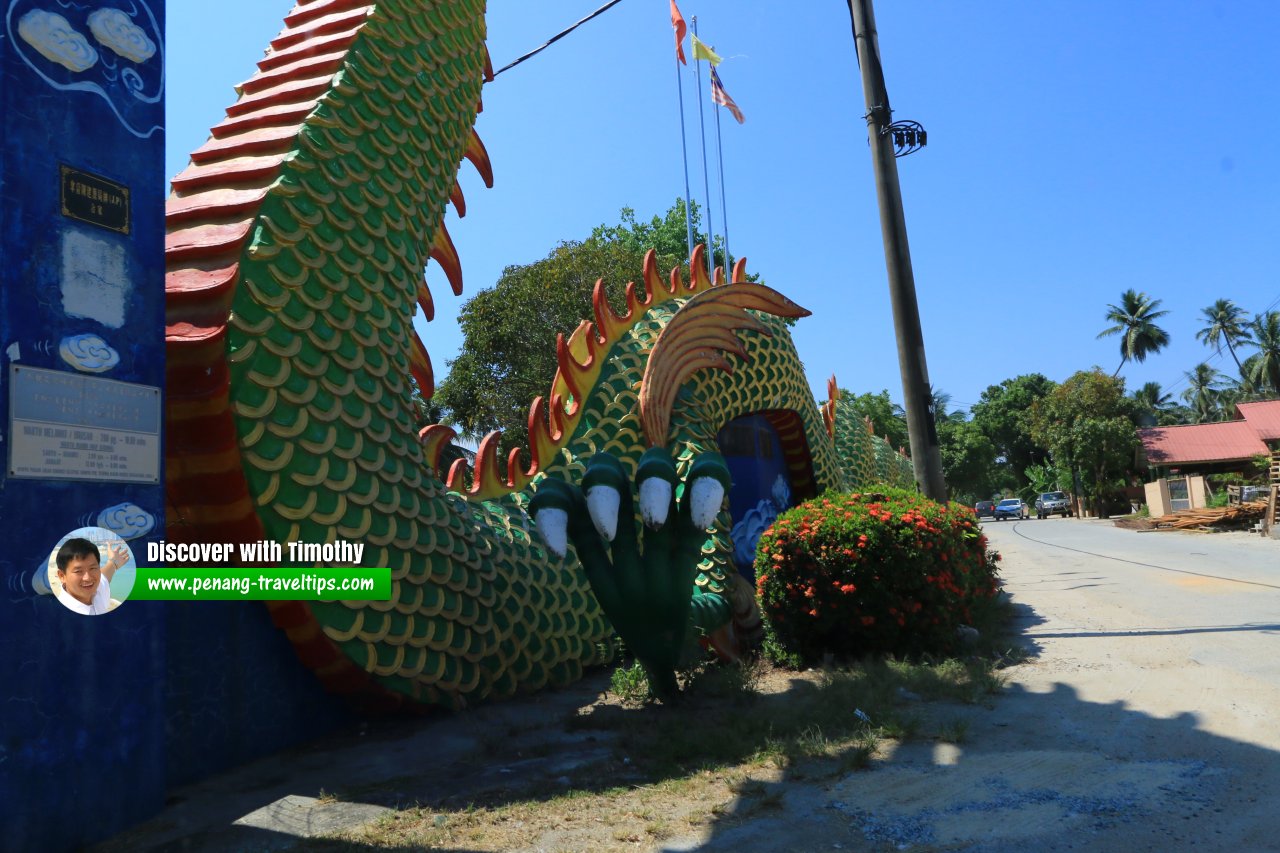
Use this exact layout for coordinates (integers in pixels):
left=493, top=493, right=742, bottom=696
left=47, top=527, right=136, bottom=616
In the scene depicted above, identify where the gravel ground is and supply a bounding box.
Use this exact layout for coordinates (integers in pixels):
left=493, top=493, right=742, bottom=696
left=98, top=519, right=1280, bottom=852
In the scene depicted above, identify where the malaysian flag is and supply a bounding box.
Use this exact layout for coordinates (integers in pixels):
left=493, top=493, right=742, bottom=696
left=710, top=67, right=744, bottom=124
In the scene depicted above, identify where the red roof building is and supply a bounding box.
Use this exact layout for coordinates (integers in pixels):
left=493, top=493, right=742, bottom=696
left=1237, top=401, right=1280, bottom=442
left=1139, top=400, right=1280, bottom=469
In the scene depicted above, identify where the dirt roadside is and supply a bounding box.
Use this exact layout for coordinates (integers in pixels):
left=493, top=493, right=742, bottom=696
left=98, top=526, right=1280, bottom=852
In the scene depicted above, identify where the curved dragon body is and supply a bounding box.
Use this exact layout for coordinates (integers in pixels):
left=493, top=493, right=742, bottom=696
left=166, top=0, right=914, bottom=711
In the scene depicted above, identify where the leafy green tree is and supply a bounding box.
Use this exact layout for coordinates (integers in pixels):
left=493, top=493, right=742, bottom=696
left=936, top=418, right=1006, bottom=505
left=587, top=200, right=741, bottom=275
left=1244, top=310, right=1280, bottom=396
left=1180, top=363, right=1225, bottom=423
left=1023, top=461, right=1073, bottom=497
left=1097, top=289, right=1171, bottom=377
left=1195, top=299, right=1253, bottom=373
left=436, top=201, right=717, bottom=455
left=840, top=389, right=909, bottom=452
left=1027, top=370, right=1141, bottom=518
left=969, top=374, right=1056, bottom=489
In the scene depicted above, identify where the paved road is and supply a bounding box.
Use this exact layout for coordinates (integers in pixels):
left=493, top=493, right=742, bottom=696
left=934, top=518, right=1280, bottom=851
left=985, top=517, right=1280, bottom=690
left=703, top=518, right=1280, bottom=852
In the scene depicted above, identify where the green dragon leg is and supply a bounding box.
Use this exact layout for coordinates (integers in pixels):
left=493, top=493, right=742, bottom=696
left=530, top=448, right=733, bottom=699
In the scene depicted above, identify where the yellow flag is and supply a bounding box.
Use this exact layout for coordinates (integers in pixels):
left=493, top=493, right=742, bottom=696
left=690, top=34, right=721, bottom=66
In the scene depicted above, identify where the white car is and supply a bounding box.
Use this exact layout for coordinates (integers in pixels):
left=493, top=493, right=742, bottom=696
left=993, top=498, right=1027, bottom=521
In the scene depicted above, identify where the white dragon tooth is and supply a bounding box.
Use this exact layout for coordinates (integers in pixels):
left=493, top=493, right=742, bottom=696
left=638, top=477, right=672, bottom=529
left=585, top=485, right=620, bottom=542
left=534, top=507, right=569, bottom=558
left=689, top=477, right=725, bottom=531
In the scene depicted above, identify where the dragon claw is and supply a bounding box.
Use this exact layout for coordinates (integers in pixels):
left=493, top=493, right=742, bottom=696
left=686, top=452, right=732, bottom=531
left=534, top=507, right=569, bottom=558
left=636, top=446, right=678, bottom=529
left=638, top=477, right=672, bottom=529
left=586, top=485, right=620, bottom=542
left=530, top=446, right=734, bottom=699
left=689, top=477, right=726, bottom=531
left=529, top=478, right=576, bottom=558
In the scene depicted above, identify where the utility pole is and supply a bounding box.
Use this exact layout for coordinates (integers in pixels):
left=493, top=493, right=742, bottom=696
left=847, top=0, right=947, bottom=502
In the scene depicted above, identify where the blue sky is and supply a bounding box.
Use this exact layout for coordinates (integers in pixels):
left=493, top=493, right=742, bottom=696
left=167, top=1, right=1280, bottom=421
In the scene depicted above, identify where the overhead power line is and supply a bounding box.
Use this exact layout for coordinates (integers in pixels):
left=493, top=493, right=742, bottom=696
left=494, top=0, right=626, bottom=77
left=1158, top=288, right=1280, bottom=397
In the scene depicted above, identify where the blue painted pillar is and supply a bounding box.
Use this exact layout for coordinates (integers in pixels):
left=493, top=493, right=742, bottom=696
left=0, top=2, right=167, bottom=849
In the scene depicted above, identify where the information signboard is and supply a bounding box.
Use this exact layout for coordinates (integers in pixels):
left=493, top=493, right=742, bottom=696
left=7, top=365, right=161, bottom=483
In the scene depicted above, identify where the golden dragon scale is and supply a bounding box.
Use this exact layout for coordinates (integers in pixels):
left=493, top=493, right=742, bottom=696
left=164, top=0, right=915, bottom=711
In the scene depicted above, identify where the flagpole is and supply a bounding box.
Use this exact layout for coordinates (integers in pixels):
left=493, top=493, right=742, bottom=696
left=674, top=51, right=695, bottom=263
left=712, top=84, right=730, bottom=275
left=691, top=17, right=716, bottom=276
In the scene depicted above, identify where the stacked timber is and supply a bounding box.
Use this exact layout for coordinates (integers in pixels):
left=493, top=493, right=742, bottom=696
left=1142, top=500, right=1269, bottom=532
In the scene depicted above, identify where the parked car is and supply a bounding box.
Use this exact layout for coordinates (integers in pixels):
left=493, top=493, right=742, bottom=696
left=974, top=500, right=996, bottom=519
left=1035, top=491, right=1072, bottom=519
left=994, top=498, right=1027, bottom=520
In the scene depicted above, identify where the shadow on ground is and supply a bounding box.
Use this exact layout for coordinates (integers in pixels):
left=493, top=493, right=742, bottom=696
left=96, top=597, right=1280, bottom=853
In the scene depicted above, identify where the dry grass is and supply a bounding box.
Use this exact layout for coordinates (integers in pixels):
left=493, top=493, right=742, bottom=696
left=289, top=653, right=1008, bottom=852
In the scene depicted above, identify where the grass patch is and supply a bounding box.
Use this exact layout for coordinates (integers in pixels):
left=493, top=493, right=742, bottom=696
left=872, top=657, right=1005, bottom=706
left=307, top=648, right=1013, bottom=851
left=937, top=717, right=971, bottom=744
left=608, top=660, right=651, bottom=705
left=601, top=656, right=1003, bottom=780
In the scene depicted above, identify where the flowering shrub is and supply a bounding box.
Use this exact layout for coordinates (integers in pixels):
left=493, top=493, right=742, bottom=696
left=754, top=488, right=999, bottom=663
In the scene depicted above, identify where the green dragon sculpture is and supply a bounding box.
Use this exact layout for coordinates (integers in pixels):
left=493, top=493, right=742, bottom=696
left=164, top=0, right=914, bottom=712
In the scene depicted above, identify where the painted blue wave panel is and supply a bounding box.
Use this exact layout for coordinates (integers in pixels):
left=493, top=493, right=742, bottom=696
left=0, top=1, right=166, bottom=849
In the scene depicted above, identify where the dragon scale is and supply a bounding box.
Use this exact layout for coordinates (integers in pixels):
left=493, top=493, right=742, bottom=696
left=165, top=0, right=915, bottom=711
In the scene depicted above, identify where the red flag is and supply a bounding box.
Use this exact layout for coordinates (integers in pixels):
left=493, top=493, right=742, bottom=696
left=710, top=66, right=744, bottom=123
left=670, top=0, right=687, bottom=64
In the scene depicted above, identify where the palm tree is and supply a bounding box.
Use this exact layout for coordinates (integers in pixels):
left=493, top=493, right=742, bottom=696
left=1097, top=289, right=1171, bottom=377
left=1236, top=355, right=1265, bottom=397
left=929, top=385, right=957, bottom=423
left=1195, top=299, right=1253, bottom=373
left=1132, top=381, right=1172, bottom=411
left=1245, top=311, right=1280, bottom=396
left=1131, top=381, right=1172, bottom=426
left=1181, top=363, right=1225, bottom=423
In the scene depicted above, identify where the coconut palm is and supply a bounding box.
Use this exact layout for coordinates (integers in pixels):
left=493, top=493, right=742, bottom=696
left=1097, top=289, right=1171, bottom=377
left=1220, top=366, right=1265, bottom=406
left=1131, top=381, right=1173, bottom=426
left=1244, top=310, right=1280, bottom=396
left=930, top=385, right=959, bottom=423
left=1181, top=363, right=1225, bottom=423
left=1132, top=381, right=1172, bottom=411
left=1195, top=299, right=1253, bottom=373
